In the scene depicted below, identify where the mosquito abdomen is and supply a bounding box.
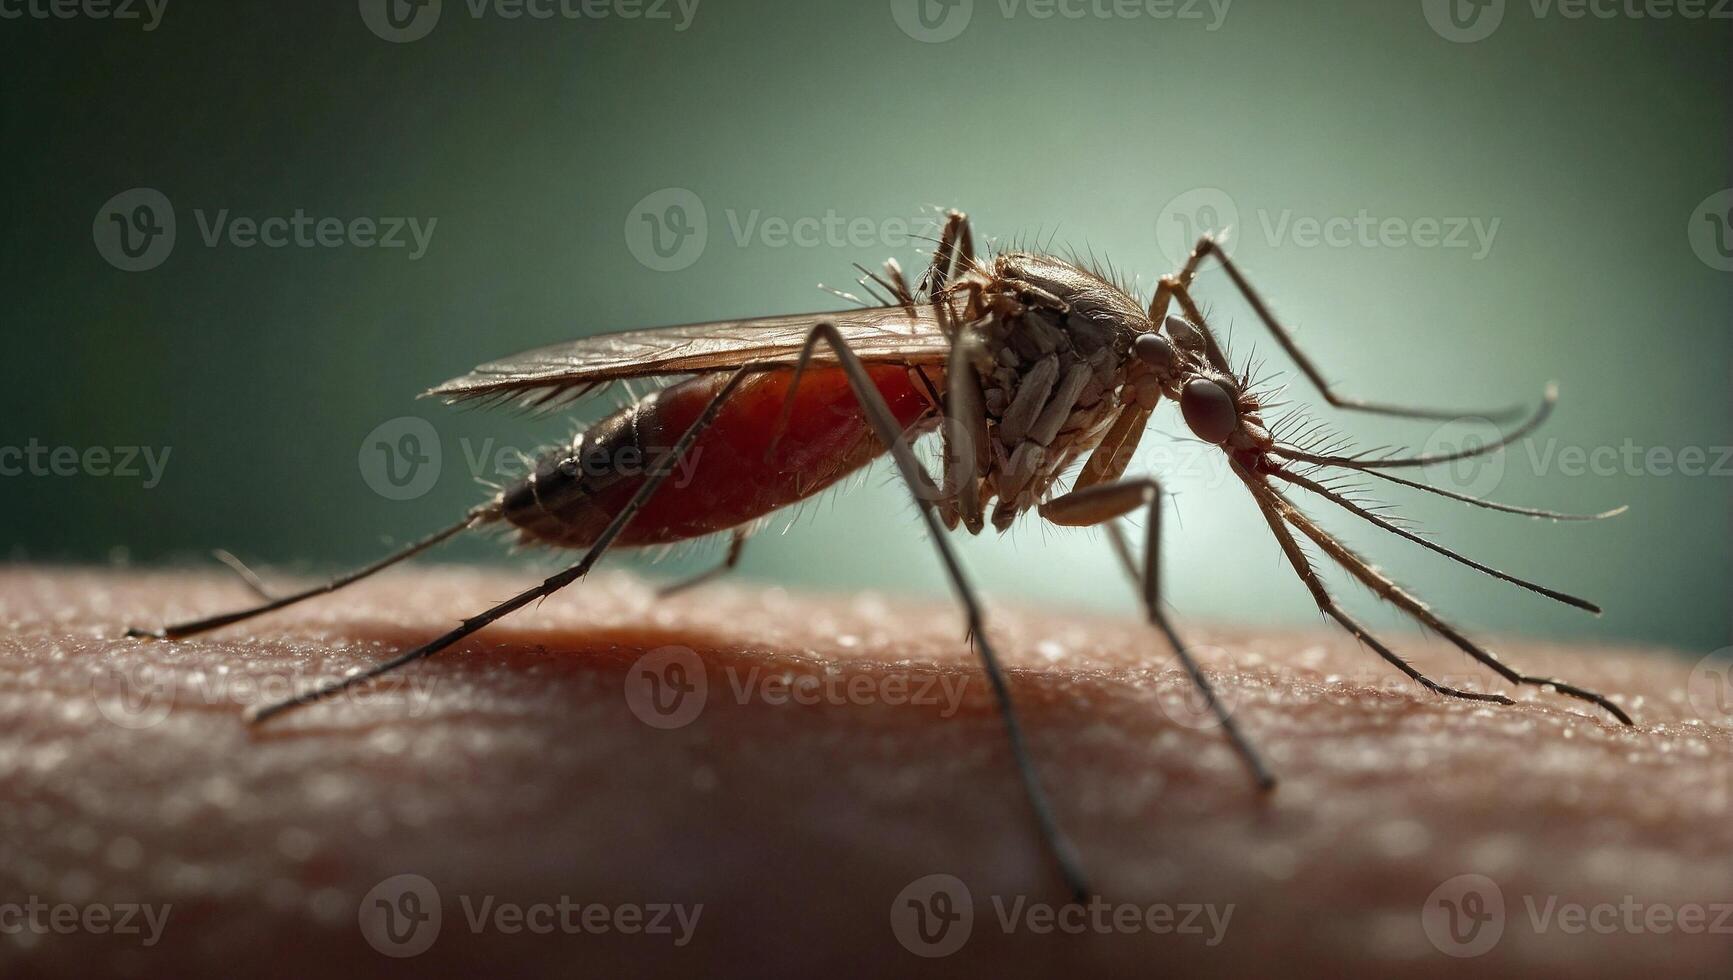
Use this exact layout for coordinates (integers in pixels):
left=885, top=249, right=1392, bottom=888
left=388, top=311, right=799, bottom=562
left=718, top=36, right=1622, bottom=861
left=498, top=365, right=937, bottom=549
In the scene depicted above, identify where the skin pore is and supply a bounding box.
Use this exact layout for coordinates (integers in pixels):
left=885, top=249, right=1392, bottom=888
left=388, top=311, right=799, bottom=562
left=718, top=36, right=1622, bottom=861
left=2, top=566, right=1729, bottom=978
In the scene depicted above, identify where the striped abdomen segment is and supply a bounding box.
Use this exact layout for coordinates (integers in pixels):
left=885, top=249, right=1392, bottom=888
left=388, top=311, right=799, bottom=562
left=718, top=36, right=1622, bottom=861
left=499, top=365, right=937, bottom=549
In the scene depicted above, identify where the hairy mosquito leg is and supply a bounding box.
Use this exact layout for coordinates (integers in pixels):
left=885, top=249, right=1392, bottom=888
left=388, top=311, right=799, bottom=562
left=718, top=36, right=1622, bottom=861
left=1234, top=471, right=1519, bottom=710
left=657, top=529, right=750, bottom=598
left=780, top=321, right=1091, bottom=902
left=1102, top=520, right=1142, bottom=597
left=1152, top=234, right=1526, bottom=422
left=923, top=209, right=976, bottom=294
left=212, top=549, right=274, bottom=601
left=125, top=510, right=491, bottom=640
left=248, top=363, right=770, bottom=724
left=1261, top=482, right=1634, bottom=725
left=1159, top=273, right=1558, bottom=468
left=1041, top=477, right=1276, bottom=791
left=943, top=331, right=989, bottom=534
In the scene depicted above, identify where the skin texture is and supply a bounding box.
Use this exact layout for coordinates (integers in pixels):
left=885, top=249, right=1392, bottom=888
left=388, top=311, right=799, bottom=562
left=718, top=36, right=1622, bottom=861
left=1, top=565, right=1729, bottom=978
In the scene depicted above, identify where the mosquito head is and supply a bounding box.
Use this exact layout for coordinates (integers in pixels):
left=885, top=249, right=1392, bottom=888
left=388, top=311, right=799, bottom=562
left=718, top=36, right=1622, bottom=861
left=1134, top=315, right=1272, bottom=451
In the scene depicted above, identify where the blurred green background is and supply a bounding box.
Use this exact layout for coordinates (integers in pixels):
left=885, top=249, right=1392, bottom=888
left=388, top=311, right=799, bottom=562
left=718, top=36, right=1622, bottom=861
left=3, top=1, right=1727, bottom=654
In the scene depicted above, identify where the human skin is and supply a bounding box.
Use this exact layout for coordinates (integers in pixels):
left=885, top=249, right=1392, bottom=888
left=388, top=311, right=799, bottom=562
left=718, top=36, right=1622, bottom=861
left=1, top=566, right=1729, bottom=978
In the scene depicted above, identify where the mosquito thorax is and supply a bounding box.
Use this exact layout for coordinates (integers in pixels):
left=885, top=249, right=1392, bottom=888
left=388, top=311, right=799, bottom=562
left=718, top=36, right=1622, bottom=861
left=958, top=252, right=1151, bottom=530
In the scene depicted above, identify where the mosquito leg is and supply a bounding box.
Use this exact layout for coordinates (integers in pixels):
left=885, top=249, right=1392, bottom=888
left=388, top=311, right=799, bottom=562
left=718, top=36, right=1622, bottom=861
left=783, top=321, right=1091, bottom=902
left=657, top=529, right=750, bottom=598
left=1103, top=520, right=1142, bottom=596
left=924, top=209, right=976, bottom=294
left=125, top=509, right=492, bottom=640
left=1152, top=234, right=1526, bottom=421
left=1232, top=470, right=1519, bottom=710
left=942, top=330, right=989, bottom=533
left=247, top=363, right=770, bottom=724
left=1156, top=271, right=1558, bottom=466
left=212, top=549, right=274, bottom=601
left=1041, top=477, right=1276, bottom=790
left=1271, top=485, right=1634, bottom=725
left=1073, top=403, right=1154, bottom=493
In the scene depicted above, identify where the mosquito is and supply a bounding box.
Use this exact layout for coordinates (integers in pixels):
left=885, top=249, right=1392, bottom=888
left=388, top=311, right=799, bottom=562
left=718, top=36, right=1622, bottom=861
left=125, top=211, right=1631, bottom=900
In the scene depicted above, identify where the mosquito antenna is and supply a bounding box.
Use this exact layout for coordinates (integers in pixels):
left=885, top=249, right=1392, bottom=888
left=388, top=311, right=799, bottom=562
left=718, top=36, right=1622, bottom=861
left=818, top=283, right=869, bottom=308
left=853, top=263, right=899, bottom=307
left=1341, top=465, right=1629, bottom=520
left=1268, top=464, right=1604, bottom=613
left=1272, top=383, right=1557, bottom=470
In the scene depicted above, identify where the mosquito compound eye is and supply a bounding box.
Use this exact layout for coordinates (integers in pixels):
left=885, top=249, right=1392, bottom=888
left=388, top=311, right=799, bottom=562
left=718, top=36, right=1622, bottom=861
left=1133, top=332, right=1177, bottom=373
left=1180, top=378, right=1239, bottom=444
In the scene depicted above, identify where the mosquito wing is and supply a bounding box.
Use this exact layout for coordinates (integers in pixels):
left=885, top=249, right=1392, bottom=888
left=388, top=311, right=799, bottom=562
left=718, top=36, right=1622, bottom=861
left=426, top=305, right=952, bottom=406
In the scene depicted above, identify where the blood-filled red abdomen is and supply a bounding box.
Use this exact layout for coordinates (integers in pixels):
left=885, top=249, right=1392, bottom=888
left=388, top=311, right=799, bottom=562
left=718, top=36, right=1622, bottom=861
left=498, top=365, right=936, bottom=548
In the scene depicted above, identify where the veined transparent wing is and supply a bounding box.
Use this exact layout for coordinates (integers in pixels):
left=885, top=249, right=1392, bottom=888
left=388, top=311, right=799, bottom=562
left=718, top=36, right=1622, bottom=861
left=426, top=305, right=952, bottom=406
